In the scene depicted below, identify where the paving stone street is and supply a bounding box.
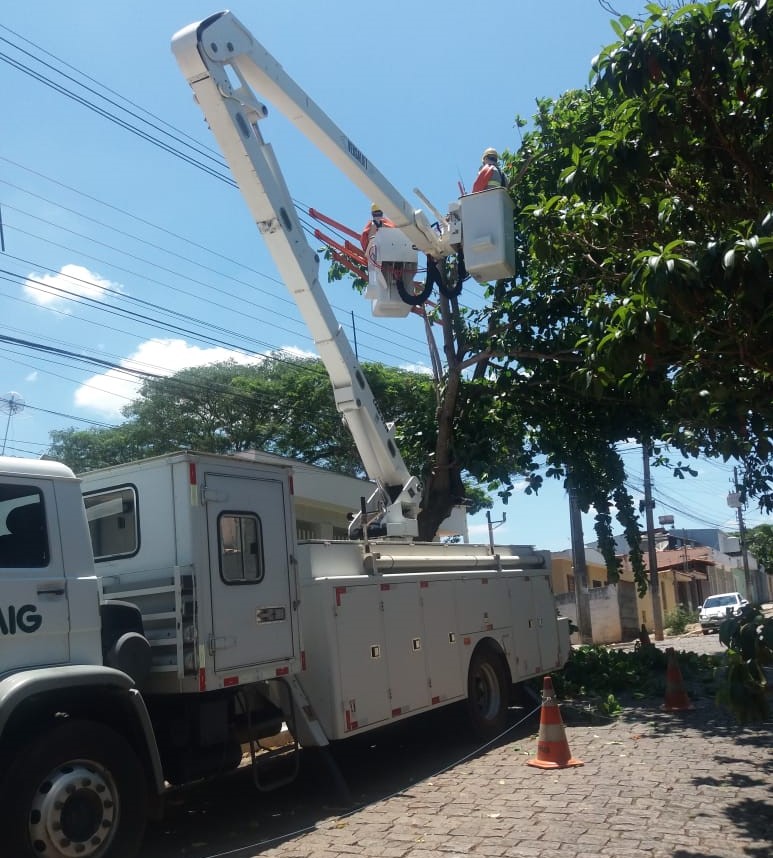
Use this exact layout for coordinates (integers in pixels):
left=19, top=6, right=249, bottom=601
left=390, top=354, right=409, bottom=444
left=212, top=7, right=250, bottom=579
left=249, top=703, right=771, bottom=858
left=143, top=664, right=772, bottom=858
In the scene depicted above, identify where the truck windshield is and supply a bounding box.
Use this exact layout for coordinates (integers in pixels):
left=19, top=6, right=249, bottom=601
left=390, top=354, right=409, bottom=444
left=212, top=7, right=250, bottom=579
left=703, top=595, right=737, bottom=608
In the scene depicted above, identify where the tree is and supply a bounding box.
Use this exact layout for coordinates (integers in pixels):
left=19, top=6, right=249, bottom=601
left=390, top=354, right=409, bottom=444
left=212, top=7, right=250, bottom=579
left=323, top=1, right=772, bottom=576
left=469, top=0, right=772, bottom=585
left=47, top=356, right=493, bottom=517
left=47, top=424, right=155, bottom=473
left=52, top=2, right=773, bottom=575
left=743, top=523, right=773, bottom=573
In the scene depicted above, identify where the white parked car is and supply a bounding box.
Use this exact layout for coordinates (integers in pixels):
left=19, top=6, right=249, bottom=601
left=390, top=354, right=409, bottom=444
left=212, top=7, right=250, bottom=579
left=698, top=592, right=749, bottom=634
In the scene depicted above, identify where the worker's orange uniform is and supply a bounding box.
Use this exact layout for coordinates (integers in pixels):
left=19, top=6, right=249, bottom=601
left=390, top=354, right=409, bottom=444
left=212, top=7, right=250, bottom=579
left=359, top=215, right=395, bottom=251
left=472, top=163, right=507, bottom=193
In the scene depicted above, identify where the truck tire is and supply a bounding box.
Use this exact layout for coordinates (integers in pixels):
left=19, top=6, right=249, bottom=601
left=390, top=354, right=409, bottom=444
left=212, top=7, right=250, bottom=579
left=466, top=645, right=509, bottom=739
left=2, top=719, right=148, bottom=858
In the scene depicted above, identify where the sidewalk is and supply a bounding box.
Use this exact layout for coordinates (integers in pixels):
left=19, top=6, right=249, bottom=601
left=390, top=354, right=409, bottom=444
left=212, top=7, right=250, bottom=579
left=253, top=699, right=771, bottom=858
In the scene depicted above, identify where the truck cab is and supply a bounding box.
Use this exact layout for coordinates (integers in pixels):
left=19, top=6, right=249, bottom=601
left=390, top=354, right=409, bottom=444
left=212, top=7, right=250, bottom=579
left=0, top=457, right=102, bottom=674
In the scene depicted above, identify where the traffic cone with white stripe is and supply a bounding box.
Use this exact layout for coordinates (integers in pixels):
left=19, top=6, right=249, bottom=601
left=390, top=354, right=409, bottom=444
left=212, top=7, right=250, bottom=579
left=527, top=676, right=583, bottom=769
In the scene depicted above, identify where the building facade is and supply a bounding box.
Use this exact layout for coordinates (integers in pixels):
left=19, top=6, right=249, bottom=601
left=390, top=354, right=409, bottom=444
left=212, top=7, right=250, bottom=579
left=551, top=528, right=772, bottom=645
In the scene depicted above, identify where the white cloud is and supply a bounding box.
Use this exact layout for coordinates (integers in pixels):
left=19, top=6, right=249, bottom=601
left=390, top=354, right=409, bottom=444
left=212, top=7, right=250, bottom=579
left=24, top=264, right=116, bottom=307
left=399, top=362, right=432, bottom=375
left=75, top=339, right=266, bottom=419
left=24, top=371, right=38, bottom=383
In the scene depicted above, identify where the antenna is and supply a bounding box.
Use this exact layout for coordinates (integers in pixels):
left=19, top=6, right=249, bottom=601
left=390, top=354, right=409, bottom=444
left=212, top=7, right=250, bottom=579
left=0, top=391, right=25, bottom=455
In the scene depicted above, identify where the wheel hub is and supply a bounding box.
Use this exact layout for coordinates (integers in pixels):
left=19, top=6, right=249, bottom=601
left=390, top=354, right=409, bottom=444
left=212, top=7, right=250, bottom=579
left=29, top=762, right=116, bottom=857
left=474, top=663, right=500, bottom=718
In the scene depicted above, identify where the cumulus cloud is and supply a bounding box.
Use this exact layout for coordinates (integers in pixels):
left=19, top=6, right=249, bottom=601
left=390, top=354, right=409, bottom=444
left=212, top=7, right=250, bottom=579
left=74, top=339, right=264, bottom=419
left=399, top=362, right=432, bottom=375
left=24, top=264, right=117, bottom=307
left=74, top=339, right=316, bottom=420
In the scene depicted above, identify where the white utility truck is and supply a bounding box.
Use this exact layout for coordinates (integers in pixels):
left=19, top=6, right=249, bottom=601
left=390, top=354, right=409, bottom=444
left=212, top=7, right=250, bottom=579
left=0, top=12, right=569, bottom=858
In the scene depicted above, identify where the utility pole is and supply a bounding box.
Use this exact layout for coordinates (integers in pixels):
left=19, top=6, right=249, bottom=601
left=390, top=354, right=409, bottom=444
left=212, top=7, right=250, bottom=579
left=568, top=487, right=593, bottom=644
left=731, top=467, right=754, bottom=603
left=485, top=510, right=506, bottom=555
left=642, top=442, right=665, bottom=640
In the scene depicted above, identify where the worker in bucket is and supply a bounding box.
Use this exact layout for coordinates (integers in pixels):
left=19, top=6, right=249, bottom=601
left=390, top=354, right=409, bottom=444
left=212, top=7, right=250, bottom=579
left=359, top=202, right=395, bottom=251
left=472, top=148, right=508, bottom=193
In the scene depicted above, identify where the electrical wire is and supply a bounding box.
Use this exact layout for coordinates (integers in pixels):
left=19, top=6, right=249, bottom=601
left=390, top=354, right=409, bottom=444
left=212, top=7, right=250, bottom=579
left=0, top=33, right=470, bottom=350
left=0, top=178, right=433, bottom=366
left=0, top=24, right=224, bottom=161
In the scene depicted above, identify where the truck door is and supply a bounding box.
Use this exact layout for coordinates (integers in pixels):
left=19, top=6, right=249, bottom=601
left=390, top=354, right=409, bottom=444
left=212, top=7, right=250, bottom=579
left=0, top=479, right=70, bottom=672
left=205, top=471, right=295, bottom=673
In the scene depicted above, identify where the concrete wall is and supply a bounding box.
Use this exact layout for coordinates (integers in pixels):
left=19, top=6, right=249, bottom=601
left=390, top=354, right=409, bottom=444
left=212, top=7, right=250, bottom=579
left=556, top=583, right=634, bottom=645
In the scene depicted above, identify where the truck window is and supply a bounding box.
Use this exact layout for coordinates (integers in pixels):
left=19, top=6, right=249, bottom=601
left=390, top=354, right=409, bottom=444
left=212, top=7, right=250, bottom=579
left=84, top=485, right=139, bottom=561
left=0, top=486, right=49, bottom=568
left=219, top=512, right=264, bottom=584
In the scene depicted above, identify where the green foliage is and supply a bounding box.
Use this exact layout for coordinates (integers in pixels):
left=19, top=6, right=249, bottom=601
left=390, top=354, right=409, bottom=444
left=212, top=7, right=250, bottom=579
left=549, top=644, right=720, bottom=713
left=598, top=693, right=623, bottom=717
left=58, top=1, right=773, bottom=563
left=552, top=644, right=666, bottom=700
left=716, top=604, right=773, bottom=722
left=475, top=0, right=773, bottom=586
left=47, top=356, right=429, bottom=475
left=664, top=605, right=698, bottom=635
left=742, top=523, right=773, bottom=572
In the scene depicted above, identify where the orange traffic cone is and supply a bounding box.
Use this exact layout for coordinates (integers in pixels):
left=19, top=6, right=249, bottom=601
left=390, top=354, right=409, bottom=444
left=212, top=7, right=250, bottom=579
left=662, top=648, right=694, bottom=711
left=527, top=676, right=583, bottom=769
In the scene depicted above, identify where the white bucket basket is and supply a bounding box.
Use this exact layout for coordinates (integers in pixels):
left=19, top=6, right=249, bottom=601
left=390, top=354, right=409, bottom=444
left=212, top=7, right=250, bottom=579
left=459, top=187, right=515, bottom=283
left=365, top=227, right=418, bottom=317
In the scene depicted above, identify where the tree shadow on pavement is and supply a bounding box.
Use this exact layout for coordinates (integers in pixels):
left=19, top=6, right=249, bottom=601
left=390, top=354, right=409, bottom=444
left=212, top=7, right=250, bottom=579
left=724, top=796, right=773, bottom=858
left=616, top=698, right=772, bottom=740
left=616, top=701, right=772, bottom=858
left=139, top=702, right=536, bottom=858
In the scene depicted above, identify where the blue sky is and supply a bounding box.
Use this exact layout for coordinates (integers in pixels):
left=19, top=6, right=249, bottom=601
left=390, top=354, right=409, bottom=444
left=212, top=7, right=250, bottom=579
left=0, top=0, right=767, bottom=550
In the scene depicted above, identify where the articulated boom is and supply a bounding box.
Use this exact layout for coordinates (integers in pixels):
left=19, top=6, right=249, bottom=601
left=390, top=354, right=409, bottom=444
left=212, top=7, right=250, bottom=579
left=172, top=12, right=426, bottom=538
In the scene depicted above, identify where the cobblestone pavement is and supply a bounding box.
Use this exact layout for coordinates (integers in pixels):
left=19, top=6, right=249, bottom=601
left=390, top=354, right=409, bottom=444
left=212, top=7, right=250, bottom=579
left=144, top=690, right=772, bottom=858
left=251, top=705, right=771, bottom=858
left=142, top=610, right=773, bottom=858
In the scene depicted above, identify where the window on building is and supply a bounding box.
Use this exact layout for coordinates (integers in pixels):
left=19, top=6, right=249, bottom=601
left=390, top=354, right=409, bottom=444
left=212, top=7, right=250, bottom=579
left=84, top=486, right=138, bottom=561
left=592, top=579, right=603, bottom=588
left=219, top=512, right=264, bottom=584
left=566, top=574, right=575, bottom=593
left=0, top=486, right=48, bottom=567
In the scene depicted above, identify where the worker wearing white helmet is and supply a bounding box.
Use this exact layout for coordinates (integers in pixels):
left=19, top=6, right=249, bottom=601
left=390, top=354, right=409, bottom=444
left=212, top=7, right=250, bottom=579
left=472, top=147, right=508, bottom=193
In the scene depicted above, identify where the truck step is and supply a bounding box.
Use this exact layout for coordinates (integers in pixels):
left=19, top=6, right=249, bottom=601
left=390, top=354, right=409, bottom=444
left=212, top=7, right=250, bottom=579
left=246, top=732, right=301, bottom=792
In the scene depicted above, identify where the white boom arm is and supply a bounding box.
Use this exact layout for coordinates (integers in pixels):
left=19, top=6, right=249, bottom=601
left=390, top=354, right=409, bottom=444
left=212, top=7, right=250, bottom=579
left=172, top=11, right=424, bottom=538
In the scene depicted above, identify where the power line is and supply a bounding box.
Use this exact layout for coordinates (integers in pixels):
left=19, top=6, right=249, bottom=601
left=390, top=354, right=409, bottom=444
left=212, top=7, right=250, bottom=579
left=0, top=42, right=234, bottom=184
left=0, top=21, right=494, bottom=464
left=0, top=34, right=471, bottom=351
left=0, top=24, right=224, bottom=161
left=0, top=174, right=433, bottom=365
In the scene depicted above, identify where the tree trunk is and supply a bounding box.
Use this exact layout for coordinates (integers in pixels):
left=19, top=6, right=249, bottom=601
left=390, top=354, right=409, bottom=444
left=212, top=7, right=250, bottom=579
left=417, top=292, right=465, bottom=541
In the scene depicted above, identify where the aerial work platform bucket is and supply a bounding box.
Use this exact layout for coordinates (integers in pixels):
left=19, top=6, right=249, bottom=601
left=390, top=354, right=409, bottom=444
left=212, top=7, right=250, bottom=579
left=459, top=187, right=515, bottom=283
left=365, top=228, right=418, bottom=317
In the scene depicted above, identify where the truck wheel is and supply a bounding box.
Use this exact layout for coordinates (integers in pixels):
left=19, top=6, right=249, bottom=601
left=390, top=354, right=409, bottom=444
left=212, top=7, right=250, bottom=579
left=2, top=720, right=148, bottom=858
left=466, top=646, right=509, bottom=739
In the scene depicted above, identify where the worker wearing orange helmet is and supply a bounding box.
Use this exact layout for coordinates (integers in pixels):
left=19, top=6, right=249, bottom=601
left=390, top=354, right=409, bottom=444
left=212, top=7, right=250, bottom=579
left=472, top=147, right=508, bottom=193
left=359, top=202, right=395, bottom=251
